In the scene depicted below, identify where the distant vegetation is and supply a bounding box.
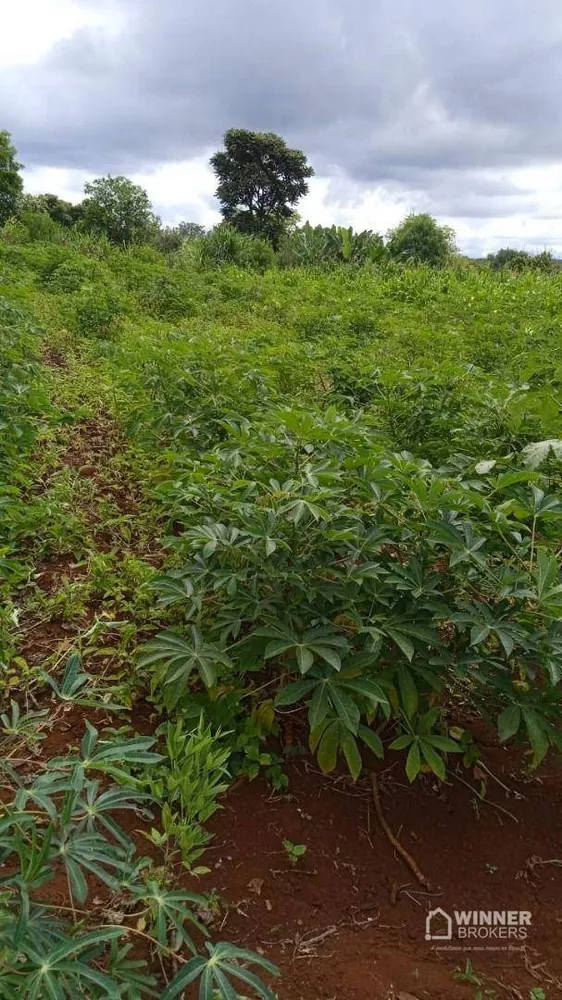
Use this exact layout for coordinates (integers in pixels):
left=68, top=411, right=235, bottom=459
left=1, top=128, right=555, bottom=267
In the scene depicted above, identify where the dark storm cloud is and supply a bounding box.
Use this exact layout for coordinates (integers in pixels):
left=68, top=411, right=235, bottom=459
left=2, top=0, right=562, bottom=216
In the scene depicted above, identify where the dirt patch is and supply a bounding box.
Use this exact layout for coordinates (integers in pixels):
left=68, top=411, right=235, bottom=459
left=195, top=755, right=562, bottom=999
left=42, top=347, right=67, bottom=368
left=18, top=620, right=75, bottom=667
left=33, top=554, right=87, bottom=593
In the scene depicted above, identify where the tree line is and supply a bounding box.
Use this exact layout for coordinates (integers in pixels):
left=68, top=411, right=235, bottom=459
left=0, top=127, right=554, bottom=270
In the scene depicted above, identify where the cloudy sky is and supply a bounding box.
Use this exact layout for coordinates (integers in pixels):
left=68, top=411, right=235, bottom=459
left=2, top=0, right=562, bottom=256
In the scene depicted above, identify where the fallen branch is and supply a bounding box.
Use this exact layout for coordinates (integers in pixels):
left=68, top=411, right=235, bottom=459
left=370, top=772, right=430, bottom=888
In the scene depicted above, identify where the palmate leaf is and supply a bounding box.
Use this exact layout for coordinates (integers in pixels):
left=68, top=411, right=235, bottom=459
left=308, top=715, right=382, bottom=778
left=42, top=653, right=124, bottom=711
left=2, top=890, right=66, bottom=953
left=139, top=628, right=233, bottom=704
left=42, top=652, right=90, bottom=700
left=162, top=941, right=280, bottom=1000
left=52, top=830, right=129, bottom=905
left=275, top=666, right=388, bottom=737
left=257, top=625, right=349, bottom=675
left=49, top=723, right=161, bottom=785
left=3, top=926, right=124, bottom=999
left=147, top=570, right=195, bottom=607
left=128, top=882, right=208, bottom=953
left=72, top=780, right=154, bottom=848
left=106, top=941, right=158, bottom=998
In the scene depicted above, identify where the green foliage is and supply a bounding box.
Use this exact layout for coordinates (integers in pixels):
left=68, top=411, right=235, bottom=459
left=20, top=192, right=83, bottom=228
left=488, top=247, right=553, bottom=272
left=44, top=256, right=101, bottom=292
left=16, top=209, right=64, bottom=243
left=139, top=274, right=195, bottom=319
left=279, top=222, right=386, bottom=267
left=152, top=221, right=206, bottom=253
left=3, top=222, right=562, bottom=996
left=211, top=129, right=314, bottom=243
left=71, top=285, right=124, bottom=337
left=140, top=717, right=230, bottom=868
left=81, top=175, right=159, bottom=246
left=0, top=719, right=272, bottom=997
left=0, top=131, right=23, bottom=226
left=282, top=839, right=307, bottom=865
left=161, top=940, right=279, bottom=999
left=144, top=404, right=562, bottom=778
left=182, top=223, right=276, bottom=271
left=387, top=212, right=457, bottom=266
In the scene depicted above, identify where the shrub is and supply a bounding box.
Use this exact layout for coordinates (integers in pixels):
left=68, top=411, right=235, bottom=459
left=139, top=275, right=195, bottom=320
left=387, top=213, right=457, bottom=266
left=17, top=209, right=65, bottom=243
left=181, top=224, right=275, bottom=271
left=143, top=406, right=562, bottom=781
left=488, top=247, right=554, bottom=272
left=43, top=257, right=102, bottom=293
left=71, top=287, right=124, bottom=337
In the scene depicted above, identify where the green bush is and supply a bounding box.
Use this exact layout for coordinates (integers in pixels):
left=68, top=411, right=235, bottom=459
left=139, top=274, right=195, bottom=320
left=71, top=286, right=124, bottom=337
left=181, top=224, right=275, bottom=271
left=43, top=257, right=102, bottom=293
left=488, top=247, right=554, bottom=272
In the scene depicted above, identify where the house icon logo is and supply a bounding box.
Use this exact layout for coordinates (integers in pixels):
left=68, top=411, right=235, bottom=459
left=425, top=907, right=453, bottom=941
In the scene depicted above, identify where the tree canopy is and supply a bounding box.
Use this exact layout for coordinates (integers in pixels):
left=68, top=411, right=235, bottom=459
left=0, top=131, right=23, bottom=226
left=210, top=129, right=314, bottom=244
left=488, top=247, right=553, bottom=272
left=20, top=193, right=83, bottom=228
left=387, top=213, right=456, bottom=266
left=81, top=175, right=158, bottom=245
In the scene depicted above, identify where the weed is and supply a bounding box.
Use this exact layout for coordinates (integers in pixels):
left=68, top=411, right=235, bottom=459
left=283, top=839, right=308, bottom=865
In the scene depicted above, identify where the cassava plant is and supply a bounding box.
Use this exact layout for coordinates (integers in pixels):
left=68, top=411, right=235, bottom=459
left=142, top=407, right=562, bottom=781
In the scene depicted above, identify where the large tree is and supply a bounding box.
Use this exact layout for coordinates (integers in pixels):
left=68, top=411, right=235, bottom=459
left=81, top=175, right=158, bottom=245
left=210, top=129, right=314, bottom=244
left=387, top=213, right=457, bottom=266
left=0, top=131, right=23, bottom=226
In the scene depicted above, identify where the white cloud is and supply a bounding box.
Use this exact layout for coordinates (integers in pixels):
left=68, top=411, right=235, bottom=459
left=8, top=1, right=562, bottom=256
left=0, top=0, right=111, bottom=67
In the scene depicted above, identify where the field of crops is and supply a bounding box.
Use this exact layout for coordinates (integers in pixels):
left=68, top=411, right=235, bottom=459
left=1, top=234, right=562, bottom=998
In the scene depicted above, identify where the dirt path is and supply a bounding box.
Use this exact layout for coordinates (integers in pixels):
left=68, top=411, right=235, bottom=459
left=14, top=349, right=163, bottom=679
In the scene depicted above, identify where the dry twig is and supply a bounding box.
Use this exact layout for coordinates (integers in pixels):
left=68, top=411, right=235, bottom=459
left=370, top=772, right=430, bottom=888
